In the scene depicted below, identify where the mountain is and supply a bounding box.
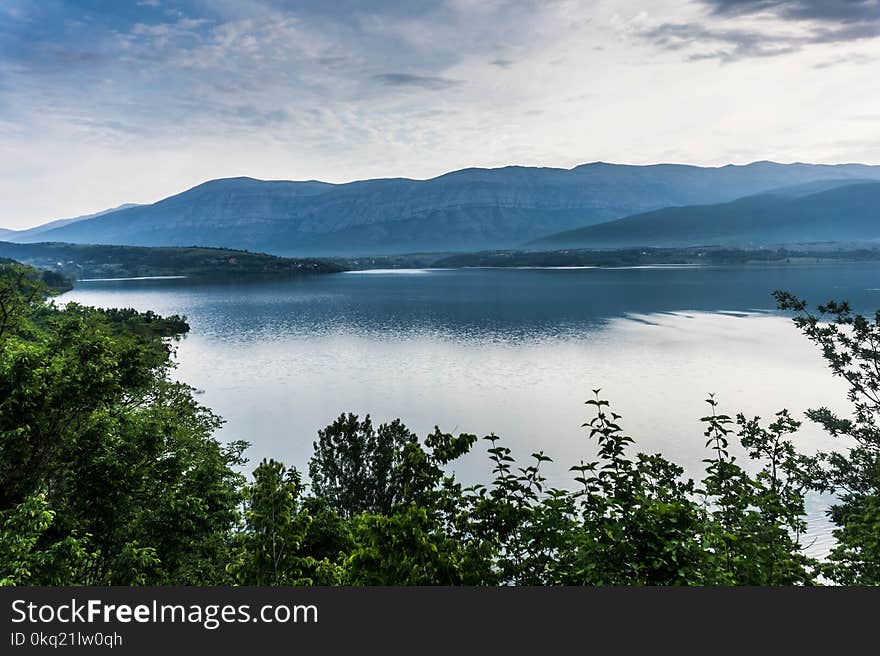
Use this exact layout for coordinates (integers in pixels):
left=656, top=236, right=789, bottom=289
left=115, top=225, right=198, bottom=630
left=13, top=162, right=880, bottom=256
left=4, top=204, right=142, bottom=242
left=530, top=181, right=880, bottom=249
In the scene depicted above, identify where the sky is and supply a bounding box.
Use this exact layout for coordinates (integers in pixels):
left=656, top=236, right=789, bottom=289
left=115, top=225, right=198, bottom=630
left=2, top=0, right=880, bottom=228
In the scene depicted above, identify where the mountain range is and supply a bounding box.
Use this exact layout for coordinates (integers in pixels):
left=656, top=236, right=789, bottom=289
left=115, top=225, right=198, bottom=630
left=6, top=161, right=880, bottom=255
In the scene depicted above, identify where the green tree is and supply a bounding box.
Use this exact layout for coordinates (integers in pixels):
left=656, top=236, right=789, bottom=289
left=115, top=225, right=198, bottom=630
left=0, top=262, right=247, bottom=584
left=775, top=291, right=880, bottom=584
left=565, top=393, right=711, bottom=585
left=345, top=505, right=479, bottom=585
left=229, top=459, right=329, bottom=585
left=0, top=494, right=89, bottom=586
left=309, top=414, right=471, bottom=518
left=308, top=414, right=492, bottom=584
left=699, top=397, right=817, bottom=584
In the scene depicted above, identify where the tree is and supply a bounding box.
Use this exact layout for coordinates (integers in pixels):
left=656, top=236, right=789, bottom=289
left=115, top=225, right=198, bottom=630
left=563, top=393, right=711, bottom=585
left=0, top=494, right=89, bottom=586
left=0, top=262, right=247, bottom=584
left=345, top=505, right=480, bottom=585
left=309, top=415, right=491, bottom=584
left=775, top=291, right=880, bottom=584
left=229, top=459, right=326, bottom=585
left=699, top=397, right=817, bottom=584
left=309, top=414, right=466, bottom=518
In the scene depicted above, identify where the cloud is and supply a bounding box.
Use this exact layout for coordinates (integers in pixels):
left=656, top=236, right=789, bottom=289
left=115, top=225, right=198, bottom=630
left=812, top=51, right=877, bottom=68
left=642, top=0, right=880, bottom=63
left=702, top=0, right=880, bottom=24
left=372, top=73, right=464, bottom=89
left=642, top=22, right=803, bottom=63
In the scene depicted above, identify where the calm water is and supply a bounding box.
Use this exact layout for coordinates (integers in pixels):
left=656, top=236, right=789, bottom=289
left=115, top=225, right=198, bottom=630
left=60, top=263, right=880, bottom=554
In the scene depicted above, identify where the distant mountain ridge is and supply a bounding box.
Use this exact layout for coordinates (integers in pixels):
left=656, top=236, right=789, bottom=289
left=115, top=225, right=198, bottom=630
left=9, top=161, right=880, bottom=255
left=5, top=204, right=141, bottom=242
left=531, top=181, right=880, bottom=249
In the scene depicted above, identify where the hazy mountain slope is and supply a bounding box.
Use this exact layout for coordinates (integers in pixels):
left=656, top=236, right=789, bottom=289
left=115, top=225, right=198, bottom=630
left=750, top=178, right=876, bottom=199
left=21, top=162, right=880, bottom=256
left=22, top=178, right=343, bottom=252
left=6, top=204, right=142, bottom=242
left=531, top=182, right=880, bottom=248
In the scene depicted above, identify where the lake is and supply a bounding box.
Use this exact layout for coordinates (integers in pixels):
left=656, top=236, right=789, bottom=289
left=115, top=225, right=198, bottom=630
left=60, top=263, right=880, bottom=554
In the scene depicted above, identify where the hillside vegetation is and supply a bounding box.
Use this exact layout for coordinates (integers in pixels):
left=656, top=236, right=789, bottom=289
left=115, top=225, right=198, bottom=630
left=0, top=241, right=344, bottom=281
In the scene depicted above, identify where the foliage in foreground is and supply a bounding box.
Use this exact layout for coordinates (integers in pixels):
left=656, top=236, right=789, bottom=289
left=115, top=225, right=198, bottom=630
left=1, top=260, right=879, bottom=585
